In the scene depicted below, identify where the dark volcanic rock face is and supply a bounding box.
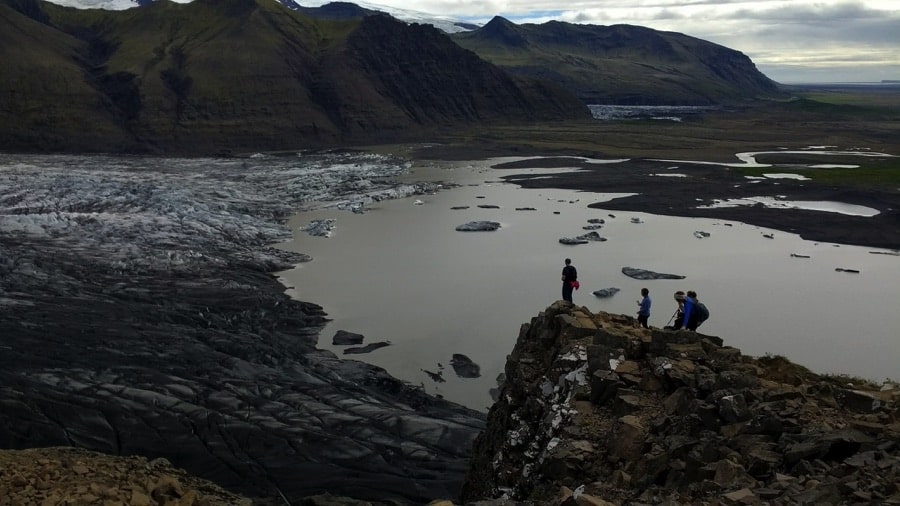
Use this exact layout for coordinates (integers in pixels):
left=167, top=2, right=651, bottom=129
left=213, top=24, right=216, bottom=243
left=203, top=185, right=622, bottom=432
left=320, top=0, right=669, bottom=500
left=0, top=152, right=484, bottom=504
left=460, top=303, right=900, bottom=505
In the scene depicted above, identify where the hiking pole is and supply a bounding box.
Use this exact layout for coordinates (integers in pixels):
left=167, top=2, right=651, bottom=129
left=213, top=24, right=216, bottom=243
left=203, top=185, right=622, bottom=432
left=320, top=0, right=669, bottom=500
left=665, top=310, right=678, bottom=327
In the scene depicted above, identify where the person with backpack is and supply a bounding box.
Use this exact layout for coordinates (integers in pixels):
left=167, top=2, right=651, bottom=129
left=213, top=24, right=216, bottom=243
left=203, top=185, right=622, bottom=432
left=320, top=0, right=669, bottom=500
left=681, top=290, right=709, bottom=331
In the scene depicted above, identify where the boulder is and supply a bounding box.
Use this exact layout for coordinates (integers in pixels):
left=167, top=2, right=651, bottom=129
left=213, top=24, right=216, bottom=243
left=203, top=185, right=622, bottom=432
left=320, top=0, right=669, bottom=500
left=332, top=330, right=365, bottom=345
left=450, top=354, right=481, bottom=378
left=592, top=287, right=620, bottom=298
left=456, top=221, right=501, bottom=231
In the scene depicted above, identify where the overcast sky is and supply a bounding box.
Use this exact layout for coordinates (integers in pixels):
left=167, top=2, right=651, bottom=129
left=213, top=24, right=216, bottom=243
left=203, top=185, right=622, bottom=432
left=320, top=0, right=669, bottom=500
left=348, top=0, right=900, bottom=84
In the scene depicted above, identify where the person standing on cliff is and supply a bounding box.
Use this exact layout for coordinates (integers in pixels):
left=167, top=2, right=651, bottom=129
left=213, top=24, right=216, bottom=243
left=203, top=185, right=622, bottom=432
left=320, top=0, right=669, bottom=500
left=561, top=258, right=578, bottom=303
left=636, top=287, right=651, bottom=328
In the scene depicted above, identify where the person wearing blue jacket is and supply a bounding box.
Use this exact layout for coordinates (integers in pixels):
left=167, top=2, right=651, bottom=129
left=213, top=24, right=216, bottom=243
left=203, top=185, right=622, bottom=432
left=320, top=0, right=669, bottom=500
left=636, top=287, right=651, bottom=328
left=681, top=290, right=700, bottom=331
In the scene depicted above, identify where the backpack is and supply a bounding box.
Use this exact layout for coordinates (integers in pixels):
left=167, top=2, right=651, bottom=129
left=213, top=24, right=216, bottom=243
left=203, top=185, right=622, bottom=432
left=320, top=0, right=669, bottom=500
left=695, top=302, right=710, bottom=325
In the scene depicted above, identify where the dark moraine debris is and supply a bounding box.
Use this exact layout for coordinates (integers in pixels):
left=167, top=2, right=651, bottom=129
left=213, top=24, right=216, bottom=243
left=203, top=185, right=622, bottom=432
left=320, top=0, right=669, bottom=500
left=790, top=253, right=811, bottom=258
left=587, top=218, right=605, bottom=224
left=835, top=268, right=861, bottom=273
left=344, top=341, right=391, bottom=354
left=477, top=204, right=501, bottom=209
left=592, top=287, right=620, bottom=298
left=516, top=207, right=537, bottom=211
left=301, top=218, right=336, bottom=237
left=622, top=267, right=686, bottom=280
left=451, top=206, right=470, bottom=210
left=332, top=330, right=365, bottom=345
left=422, top=369, right=446, bottom=383
left=456, top=221, right=501, bottom=232
left=450, top=354, right=481, bottom=378
left=559, top=237, right=589, bottom=245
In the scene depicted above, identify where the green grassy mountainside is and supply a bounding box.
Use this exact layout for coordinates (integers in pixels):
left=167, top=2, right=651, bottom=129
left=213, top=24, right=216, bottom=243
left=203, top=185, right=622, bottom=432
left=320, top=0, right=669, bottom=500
left=1, top=0, right=789, bottom=155
left=452, top=16, right=782, bottom=105
left=0, top=0, right=589, bottom=154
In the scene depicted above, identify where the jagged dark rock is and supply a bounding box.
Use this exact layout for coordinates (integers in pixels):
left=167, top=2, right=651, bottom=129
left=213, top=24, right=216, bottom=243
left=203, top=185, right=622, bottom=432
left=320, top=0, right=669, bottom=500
left=460, top=302, right=900, bottom=505
left=622, top=266, right=686, bottom=280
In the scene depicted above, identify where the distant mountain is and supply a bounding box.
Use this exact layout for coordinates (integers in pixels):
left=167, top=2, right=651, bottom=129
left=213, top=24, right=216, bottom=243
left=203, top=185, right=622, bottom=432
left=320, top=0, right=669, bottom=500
left=452, top=16, right=782, bottom=105
left=0, top=0, right=587, bottom=154
left=34, top=0, right=782, bottom=106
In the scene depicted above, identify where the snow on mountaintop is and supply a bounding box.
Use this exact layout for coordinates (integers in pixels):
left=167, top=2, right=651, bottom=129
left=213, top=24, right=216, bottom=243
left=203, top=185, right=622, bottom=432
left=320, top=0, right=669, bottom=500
left=42, top=0, right=477, bottom=33
left=293, top=0, right=475, bottom=33
left=44, top=0, right=189, bottom=9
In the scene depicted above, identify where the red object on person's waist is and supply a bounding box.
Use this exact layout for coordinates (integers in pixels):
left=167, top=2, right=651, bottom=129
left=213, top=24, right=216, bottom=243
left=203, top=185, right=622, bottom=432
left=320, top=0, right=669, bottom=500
left=572, top=280, right=580, bottom=290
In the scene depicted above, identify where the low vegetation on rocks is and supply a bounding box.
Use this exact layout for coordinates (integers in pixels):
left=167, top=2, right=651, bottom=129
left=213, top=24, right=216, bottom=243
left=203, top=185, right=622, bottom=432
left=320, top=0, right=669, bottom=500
left=0, top=448, right=252, bottom=505
left=461, top=302, right=899, bottom=505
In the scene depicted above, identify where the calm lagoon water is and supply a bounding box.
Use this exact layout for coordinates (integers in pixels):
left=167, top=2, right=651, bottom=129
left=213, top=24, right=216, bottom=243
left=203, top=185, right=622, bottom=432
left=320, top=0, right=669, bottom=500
left=277, top=159, right=900, bottom=411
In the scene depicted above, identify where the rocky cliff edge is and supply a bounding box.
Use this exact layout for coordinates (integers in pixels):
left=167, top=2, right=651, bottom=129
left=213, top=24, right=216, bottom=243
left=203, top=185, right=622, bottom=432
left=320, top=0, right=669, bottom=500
left=3, top=302, right=898, bottom=506
left=460, top=302, right=900, bottom=505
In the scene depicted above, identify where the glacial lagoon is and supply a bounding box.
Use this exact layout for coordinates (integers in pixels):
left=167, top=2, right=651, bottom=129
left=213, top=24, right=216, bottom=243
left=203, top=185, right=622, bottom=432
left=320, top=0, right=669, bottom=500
left=278, top=157, right=900, bottom=411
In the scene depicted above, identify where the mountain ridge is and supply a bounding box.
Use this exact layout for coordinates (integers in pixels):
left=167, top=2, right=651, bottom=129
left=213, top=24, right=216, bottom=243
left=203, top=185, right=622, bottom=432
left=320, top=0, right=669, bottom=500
left=1, top=0, right=785, bottom=155
left=0, top=0, right=589, bottom=154
left=452, top=16, right=782, bottom=105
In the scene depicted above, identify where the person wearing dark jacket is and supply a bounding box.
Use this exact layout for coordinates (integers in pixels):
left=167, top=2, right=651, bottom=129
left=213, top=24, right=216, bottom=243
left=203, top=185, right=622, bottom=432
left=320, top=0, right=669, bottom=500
left=561, top=258, right=578, bottom=303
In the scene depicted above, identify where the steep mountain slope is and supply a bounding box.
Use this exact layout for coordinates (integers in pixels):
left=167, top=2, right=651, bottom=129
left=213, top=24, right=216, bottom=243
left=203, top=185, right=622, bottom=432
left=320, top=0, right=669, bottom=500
left=0, top=0, right=588, bottom=154
left=452, top=16, right=782, bottom=105
left=0, top=1, right=134, bottom=151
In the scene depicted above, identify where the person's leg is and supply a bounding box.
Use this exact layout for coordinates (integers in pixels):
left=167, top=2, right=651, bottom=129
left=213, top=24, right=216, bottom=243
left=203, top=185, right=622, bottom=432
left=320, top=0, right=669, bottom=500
left=638, top=315, right=649, bottom=328
left=562, top=283, right=573, bottom=302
